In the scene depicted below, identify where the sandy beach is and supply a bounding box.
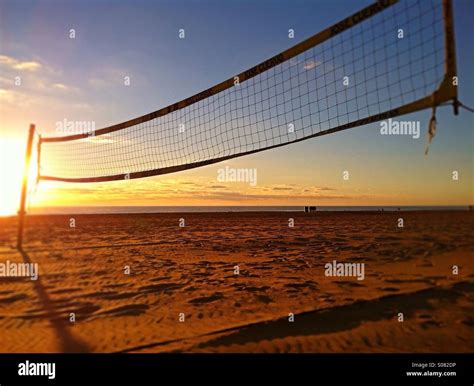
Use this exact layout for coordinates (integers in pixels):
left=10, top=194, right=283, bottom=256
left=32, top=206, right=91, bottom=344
left=0, top=210, right=472, bottom=353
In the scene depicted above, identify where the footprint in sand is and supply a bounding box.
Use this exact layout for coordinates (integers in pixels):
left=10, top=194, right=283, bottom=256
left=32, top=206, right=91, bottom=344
left=139, top=283, right=185, bottom=293
left=284, top=282, right=316, bottom=290
left=150, top=276, right=172, bottom=282
left=189, top=293, right=224, bottom=304
left=246, top=286, right=271, bottom=292
left=0, top=293, right=28, bottom=304
left=379, top=287, right=400, bottom=292
left=420, top=320, right=442, bottom=329
left=101, top=304, right=149, bottom=317
left=335, top=281, right=365, bottom=288
left=460, top=316, right=474, bottom=326
left=255, top=294, right=273, bottom=304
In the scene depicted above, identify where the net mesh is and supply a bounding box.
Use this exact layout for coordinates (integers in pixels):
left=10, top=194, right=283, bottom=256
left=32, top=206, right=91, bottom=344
left=39, top=0, right=445, bottom=182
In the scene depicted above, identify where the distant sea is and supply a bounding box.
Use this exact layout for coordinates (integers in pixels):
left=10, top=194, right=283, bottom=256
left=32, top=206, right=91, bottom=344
left=28, top=206, right=472, bottom=215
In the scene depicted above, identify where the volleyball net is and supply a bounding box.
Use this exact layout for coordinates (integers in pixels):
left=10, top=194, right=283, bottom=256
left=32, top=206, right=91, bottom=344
left=36, top=0, right=458, bottom=183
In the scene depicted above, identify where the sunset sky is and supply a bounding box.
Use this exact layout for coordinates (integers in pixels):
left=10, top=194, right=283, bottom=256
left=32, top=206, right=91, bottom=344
left=0, top=0, right=472, bottom=215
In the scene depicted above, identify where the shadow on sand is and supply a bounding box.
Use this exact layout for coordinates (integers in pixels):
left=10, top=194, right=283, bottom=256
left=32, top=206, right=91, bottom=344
left=19, top=246, right=90, bottom=352
left=196, top=281, right=474, bottom=349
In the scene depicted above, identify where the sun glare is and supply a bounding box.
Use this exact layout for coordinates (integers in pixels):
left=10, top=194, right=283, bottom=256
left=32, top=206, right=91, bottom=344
left=0, top=138, right=27, bottom=216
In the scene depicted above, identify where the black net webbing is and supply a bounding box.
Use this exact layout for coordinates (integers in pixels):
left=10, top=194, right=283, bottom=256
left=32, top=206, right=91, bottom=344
left=39, top=0, right=451, bottom=183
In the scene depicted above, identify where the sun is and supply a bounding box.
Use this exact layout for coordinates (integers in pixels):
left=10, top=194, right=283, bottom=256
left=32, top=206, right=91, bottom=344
left=0, top=138, right=27, bottom=216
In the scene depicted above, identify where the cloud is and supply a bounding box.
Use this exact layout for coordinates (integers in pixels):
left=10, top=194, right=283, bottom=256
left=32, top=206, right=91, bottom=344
left=0, top=55, right=80, bottom=113
left=172, top=191, right=354, bottom=202
left=0, top=88, right=13, bottom=102
left=0, top=76, right=14, bottom=86
left=53, top=83, right=68, bottom=90
left=88, top=68, right=129, bottom=88
left=82, top=134, right=122, bottom=144
left=0, top=55, right=41, bottom=71
left=83, top=136, right=116, bottom=144
left=35, top=175, right=379, bottom=208
left=0, top=88, right=29, bottom=106
left=272, top=186, right=293, bottom=191
left=303, top=59, right=321, bottom=70
left=271, top=184, right=335, bottom=193
left=290, top=58, right=321, bottom=71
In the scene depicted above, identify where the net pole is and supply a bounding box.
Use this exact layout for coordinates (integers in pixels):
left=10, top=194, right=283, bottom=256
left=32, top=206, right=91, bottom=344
left=17, top=124, right=35, bottom=249
left=442, top=0, right=458, bottom=115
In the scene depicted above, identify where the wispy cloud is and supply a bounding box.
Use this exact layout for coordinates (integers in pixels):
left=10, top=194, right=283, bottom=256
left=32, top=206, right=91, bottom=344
left=88, top=68, right=129, bottom=88
left=0, top=54, right=93, bottom=136
left=0, top=88, right=14, bottom=102
left=289, top=58, right=322, bottom=71
left=0, top=54, right=80, bottom=101
left=52, top=83, right=68, bottom=90
left=83, top=133, right=133, bottom=145
left=34, top=178, right=359, bottom=207
left=0, top=88, right=32, bottom=107
left=0, top=55, right=41, bottom=71
left=303, top=59, right=321, bottom=70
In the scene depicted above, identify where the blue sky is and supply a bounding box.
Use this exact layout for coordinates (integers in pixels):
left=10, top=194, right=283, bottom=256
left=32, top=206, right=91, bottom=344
left=0, top=0, right=472, bottom=210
